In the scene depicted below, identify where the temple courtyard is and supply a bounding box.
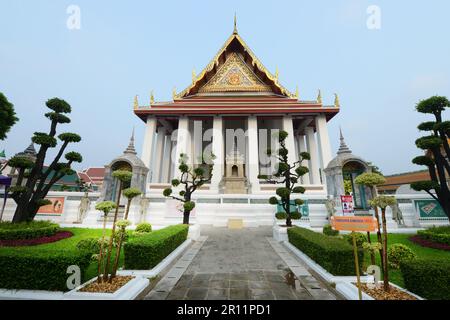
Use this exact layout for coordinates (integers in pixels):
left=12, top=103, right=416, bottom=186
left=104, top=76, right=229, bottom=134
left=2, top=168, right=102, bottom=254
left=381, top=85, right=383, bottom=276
left=144, top=227, right=339, bottom=300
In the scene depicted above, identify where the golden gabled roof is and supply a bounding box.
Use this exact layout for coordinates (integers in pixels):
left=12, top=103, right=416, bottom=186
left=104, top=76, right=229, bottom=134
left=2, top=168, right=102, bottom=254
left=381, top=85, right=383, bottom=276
left=175, top=28, right=295, bottom=99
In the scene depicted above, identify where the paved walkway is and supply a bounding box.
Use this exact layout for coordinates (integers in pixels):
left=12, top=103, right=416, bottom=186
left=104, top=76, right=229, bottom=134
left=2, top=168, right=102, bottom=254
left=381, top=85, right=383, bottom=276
left=145, top=227, right=339, bottom=300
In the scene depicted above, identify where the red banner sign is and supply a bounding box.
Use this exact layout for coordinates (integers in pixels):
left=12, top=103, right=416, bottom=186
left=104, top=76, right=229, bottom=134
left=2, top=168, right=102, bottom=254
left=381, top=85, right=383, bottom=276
left=340, top=195, right=354, bottom=214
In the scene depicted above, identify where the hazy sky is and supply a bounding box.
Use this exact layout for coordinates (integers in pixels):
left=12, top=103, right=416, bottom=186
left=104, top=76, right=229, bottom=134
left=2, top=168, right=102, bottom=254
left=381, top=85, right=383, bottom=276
left=1, top=0, right=449, bottom=175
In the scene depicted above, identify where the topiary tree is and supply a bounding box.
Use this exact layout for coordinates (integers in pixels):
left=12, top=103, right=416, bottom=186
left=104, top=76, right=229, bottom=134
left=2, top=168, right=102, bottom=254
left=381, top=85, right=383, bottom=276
left=103, top=170, right=132, bottom=282
left=94, top=201, right=117, bottom=283
left=110, top=219, right=132, bottom=280
left=122, top=187, right=142, bottom=220
left=354, top=172, right=386, bottom=266
left=410, top=96, right=450, bottom=218
left=258, top=130, right=310, bottom=227
left=370, top=195, right=397, bottom=292
left=7, top=98, right=82, bottom=223
left=0, top=92, right=18, bottom=141
left=163, top=153, right=214, bottom=225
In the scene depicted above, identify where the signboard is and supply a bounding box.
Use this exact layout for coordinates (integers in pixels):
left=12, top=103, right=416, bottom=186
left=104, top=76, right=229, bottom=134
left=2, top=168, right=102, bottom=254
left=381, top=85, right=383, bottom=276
left=414, top=200, right=447, bottom=219
left=37, top=197, right=65, bottom=215
left=340, top=195, right=354, bottom=214
left=330, top=216, right=378, bottom=232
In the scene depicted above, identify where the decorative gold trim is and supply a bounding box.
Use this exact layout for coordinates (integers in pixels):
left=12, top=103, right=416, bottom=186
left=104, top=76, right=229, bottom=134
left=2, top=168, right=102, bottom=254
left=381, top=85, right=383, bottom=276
left=172, top=87, right=177, bottom=100
left=295, top=86, right=299, bottom=99
left=134, top=95, right=139, bottom=109
left=175, top=32, right=295, bottom=99
left=150, top=91, right=155, bottom=105
left=334, top=93, right=340, bottom=108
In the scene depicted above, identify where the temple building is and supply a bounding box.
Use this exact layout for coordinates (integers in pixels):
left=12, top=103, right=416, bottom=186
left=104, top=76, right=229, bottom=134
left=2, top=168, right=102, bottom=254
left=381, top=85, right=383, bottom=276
left=132, top=21, right=340, bottom=227
left=134, top=22, right=339, bottom=197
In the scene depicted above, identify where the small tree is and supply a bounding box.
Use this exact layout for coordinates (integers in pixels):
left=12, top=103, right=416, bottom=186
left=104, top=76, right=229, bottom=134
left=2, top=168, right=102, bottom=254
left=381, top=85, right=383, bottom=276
left=8, top=98, right=82, bottom=222
left=103, top=170, right=132, bottom=282
left=370, top=195, right=397, bottom=292
left=110, top=219, right=132, bottom=280
left=94, top=201, right=117, bottom=283
left=163, top=153, right=214, bottom=225
left=258, top=130, right=310, bottom=227
left=0, top=92, right=18, bottom=141
left=410, top=96, right=450, bottom=218
left=354, top=172, right=386, bottom=266
left=122, top=187, right=142, bottom=220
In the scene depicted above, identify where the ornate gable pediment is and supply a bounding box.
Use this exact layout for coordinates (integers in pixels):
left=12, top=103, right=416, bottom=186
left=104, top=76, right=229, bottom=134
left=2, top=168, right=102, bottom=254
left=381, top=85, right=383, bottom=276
left=199, top=52, right=272, bottom=93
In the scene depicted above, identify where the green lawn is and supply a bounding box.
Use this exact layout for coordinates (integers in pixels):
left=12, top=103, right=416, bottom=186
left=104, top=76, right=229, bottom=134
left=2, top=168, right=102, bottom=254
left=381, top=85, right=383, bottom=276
left=0, top=227, right=126, bottom=283
left=362, top=233, right=450, bottom=288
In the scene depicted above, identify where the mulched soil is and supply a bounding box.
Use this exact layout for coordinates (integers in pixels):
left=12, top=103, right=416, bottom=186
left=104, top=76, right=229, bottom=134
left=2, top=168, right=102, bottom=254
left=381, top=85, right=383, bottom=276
left=0, top=231, right=73, bottom=247
left=409, top=235, right=450, bottom=251
left=79, top=276, right=134, bottom=293
left=359, top=283, right=417, bottom=300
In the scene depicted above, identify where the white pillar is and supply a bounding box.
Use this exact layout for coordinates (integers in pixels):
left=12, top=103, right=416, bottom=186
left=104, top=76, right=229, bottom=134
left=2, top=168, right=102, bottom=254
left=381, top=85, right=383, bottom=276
left=315, top=114, right=333, bottom=171
left=141, top=116, right=157, bottom=181
left=161, top=135, right=172, bottom=183
left=305, top=127, right=321, bottom=184
left=210, top=116, right=224, bottom=191
left=247, top=116, right=260, bottom=193
left=152, top=128, right=166, bottom=183
left=297, top=135, right=310, bottom=184
left=282, top=115, right=297, bottom=165
left=174, top=117, right=190, bottom=178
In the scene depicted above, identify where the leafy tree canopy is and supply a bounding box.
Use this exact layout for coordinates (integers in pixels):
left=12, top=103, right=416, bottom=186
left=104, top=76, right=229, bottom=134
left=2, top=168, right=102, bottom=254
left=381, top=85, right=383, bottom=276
left=370, top=195, right=397, bottom=209
left=416, top=96, right=450, bottom=114
left=112, top=170, right=132, bottom=182
left=123, top=187, right=142, bottom=199
left=95, top=201, right=117, bottom=214
left=0, top=92, right=18, bottom=141
left=354, top=172, right=386, bottom=187
left=46, top=98, right=71, bottom=113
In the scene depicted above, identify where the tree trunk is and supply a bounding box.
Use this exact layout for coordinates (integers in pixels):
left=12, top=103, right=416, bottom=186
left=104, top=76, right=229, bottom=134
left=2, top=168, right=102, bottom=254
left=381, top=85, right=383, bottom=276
left=104, top=181, right=122, bottom=282
left=183, top=210, right=190, bottom=225
left=110, top=227, right=125, bottom=280
left=381, top=208, right=389, bottom=292
left=97, top=214, right=108, bottom=283
left=367, top=232, right=376, bottom=265
left=373, top=207, right=384, bottom=270
left=124, top=199, right=131, bottom=220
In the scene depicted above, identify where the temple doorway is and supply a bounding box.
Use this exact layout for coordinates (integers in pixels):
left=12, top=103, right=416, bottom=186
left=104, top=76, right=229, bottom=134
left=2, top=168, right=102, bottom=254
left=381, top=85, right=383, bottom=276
left=342, top=161, right=368, bottom=209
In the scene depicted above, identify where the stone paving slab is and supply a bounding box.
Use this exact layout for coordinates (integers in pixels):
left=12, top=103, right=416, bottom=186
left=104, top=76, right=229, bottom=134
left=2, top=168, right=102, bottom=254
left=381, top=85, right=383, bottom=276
left=161, top=227, right=338, bottom=300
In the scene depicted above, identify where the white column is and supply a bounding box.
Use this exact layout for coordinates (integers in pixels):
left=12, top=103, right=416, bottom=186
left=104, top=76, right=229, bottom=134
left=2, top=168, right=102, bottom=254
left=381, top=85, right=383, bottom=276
left=305, top=127, right=321, bottom=184
left=174, top=117, right=189, bottom=178
left=315, top=114, right=333, bottom=171
left=282, top=115, right=297, bottom=165
left=210, top=116, right=224, bottom=191
left=152, top=128, right=166, bottom=183
left=161, top=134, right=172, bottom=183
left=297, top=135, right=310, bottom=184
left=247, top=116, right=260, bottom=193
left=141, top=116, right=157, bottom=180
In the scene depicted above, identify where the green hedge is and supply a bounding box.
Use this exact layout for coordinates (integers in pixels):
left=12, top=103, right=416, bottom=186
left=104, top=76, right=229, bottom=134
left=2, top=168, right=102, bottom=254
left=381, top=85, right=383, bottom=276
left=0, top=221, right=59, bottom=240
left=0, top=249, right=91, bottom=291
left=400, top=258, right=450, bottom=300
left=417, top=226, right=450, bottom=245
left=287, top=227, right=363, bottom=276
left=124, top=224, right=189, bottom=270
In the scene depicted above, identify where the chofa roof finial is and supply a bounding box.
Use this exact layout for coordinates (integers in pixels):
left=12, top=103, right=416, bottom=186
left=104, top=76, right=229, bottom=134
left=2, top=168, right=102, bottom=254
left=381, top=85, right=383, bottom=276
left=150, top=91, right=155, bottom=105
left=334, top=93, right=340, bottom=108
left=317, top=89, right=322, bottom=104
left=233, top=13, right=238, bottom=34
left=133, top=95, right=138, bottom=109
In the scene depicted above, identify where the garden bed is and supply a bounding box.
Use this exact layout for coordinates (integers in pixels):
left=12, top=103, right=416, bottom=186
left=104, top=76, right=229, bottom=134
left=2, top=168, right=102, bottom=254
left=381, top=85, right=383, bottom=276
left=358, top=283, right=418, bottom=300
left=79, top=276, right=134, bottom=293
left=0, top=220, right=59, bottom=240
left=0, top=231, right=73, bottom=247
left=409, top=235, right=450, bottom=251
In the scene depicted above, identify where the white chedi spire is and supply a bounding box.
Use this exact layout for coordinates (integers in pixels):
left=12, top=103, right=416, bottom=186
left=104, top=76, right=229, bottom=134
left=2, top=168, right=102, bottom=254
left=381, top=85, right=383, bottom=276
left=124, top=128, right=137, bottom=155
left=337, top=127, right=351, bottom=154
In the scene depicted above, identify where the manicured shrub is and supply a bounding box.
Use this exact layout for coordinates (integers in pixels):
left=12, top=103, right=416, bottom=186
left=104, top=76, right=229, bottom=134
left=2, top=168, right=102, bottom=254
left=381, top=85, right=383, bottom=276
left=387, top=244, right=417, bottom=269
left=275, top=211, right=300, bottom=220
left=322, top=224, right=339, bottom=236
left=343, top=232, right=367, bottom=247
left=0, top=221, right=59, bottom=240
left=288, top=227, right=363, bottom=276
left=400, top=259, right=450, bottom=300
left=135, top=222, right=152, bottom=233
left=76, top=237, right=100, bottom=255
left=124, top=224, right=188, bottom=270
left=0, top=249, right=91, bottom=291
left=417, top=226, right=450, bottom=245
